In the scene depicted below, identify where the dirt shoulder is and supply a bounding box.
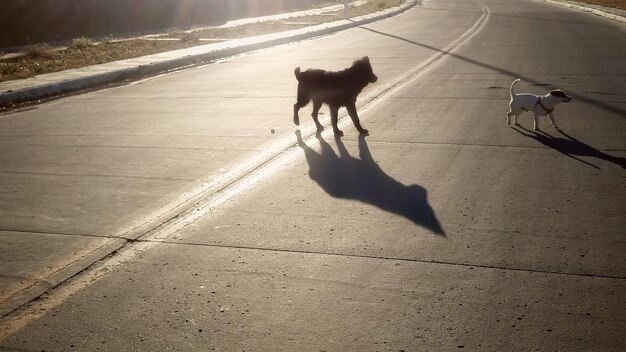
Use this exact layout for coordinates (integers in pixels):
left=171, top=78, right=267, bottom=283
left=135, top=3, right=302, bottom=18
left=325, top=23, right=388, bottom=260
left=573, top=0, right=625, bottom=9
left=0, top=0, right=404, bottom=83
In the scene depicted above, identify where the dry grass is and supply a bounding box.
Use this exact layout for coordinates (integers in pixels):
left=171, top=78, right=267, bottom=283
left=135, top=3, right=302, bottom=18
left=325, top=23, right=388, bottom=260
left=574, top=0, right=626, bottom=9
left=25, top=44, right=56, bottom=59
left=163, top=21, right=310, bottom=40
left=1, top=40, right=204, bottom=81
left=1, top=1, right=409, bottom=83
left=372, top=0, right=404, bottom=10
left=71, top=37, right=96, bottom=49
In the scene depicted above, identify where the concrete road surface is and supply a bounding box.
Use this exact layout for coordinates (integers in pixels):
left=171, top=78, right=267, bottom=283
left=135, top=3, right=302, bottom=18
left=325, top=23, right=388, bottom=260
left=1, top=0, right=625, bottom=350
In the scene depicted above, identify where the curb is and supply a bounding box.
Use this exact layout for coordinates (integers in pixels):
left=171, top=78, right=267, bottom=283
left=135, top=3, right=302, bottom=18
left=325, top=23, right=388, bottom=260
left=0, top=1, right=417, bottom=109
left=540, top=0, right=626, bottom=22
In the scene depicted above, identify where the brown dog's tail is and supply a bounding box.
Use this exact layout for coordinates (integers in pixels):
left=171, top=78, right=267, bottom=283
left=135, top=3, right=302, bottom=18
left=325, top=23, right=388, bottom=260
left=294, top=67, right=301, bottom=81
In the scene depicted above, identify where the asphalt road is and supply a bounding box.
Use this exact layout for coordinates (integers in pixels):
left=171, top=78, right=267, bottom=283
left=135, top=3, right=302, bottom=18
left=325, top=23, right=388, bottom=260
left=1, top=0, right=625, bottom=350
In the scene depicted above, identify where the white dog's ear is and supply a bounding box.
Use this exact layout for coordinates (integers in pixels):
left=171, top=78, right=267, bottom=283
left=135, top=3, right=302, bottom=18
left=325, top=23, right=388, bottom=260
left=550, top=90, right=568, bottom=98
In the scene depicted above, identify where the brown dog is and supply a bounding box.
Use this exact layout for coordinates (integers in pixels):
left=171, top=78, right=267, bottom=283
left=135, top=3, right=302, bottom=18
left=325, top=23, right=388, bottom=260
left=293, top=56, right=378, bottom=136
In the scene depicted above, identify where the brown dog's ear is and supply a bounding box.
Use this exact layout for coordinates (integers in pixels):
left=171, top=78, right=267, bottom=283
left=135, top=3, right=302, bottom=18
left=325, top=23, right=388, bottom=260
left=362, top=56, right=370, bottom=63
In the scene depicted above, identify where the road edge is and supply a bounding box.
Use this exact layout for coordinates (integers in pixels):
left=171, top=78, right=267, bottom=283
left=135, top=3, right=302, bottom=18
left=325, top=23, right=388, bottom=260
left=0, top=1, right=417, bottom=109
left=537, top=0, right=626, bottom=22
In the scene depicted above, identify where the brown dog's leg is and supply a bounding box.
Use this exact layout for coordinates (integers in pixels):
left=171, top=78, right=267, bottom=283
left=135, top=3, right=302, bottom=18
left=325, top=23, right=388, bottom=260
left=330, top=106, right=343, bottom=137
left=293, top=104, right=300, bottom=125
left=293, top=85, right=310, bottom=125
left=311, top=101, right=324, bottom=133
left=347, top=104, right=368, bottom=135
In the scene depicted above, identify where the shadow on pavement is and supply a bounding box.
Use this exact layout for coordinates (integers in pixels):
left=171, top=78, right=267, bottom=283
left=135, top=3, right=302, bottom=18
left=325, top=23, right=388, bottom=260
left=513, top=126, right=626, bottom=169
left=354, top=24, right=626, bottom=118
left=296, top=131, right=445, bottom=236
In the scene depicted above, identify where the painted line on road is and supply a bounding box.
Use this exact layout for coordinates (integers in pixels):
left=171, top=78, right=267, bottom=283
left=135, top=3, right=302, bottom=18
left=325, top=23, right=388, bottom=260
left=137, top=0, right=491, bottom=242
left=0, top=1, right=491, bottom=339
left=0, top=236, right=121, bottom=314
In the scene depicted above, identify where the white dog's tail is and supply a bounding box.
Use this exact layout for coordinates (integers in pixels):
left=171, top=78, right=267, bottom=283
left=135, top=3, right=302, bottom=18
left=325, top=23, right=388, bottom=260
left=510, top=78, right=521, bottom=97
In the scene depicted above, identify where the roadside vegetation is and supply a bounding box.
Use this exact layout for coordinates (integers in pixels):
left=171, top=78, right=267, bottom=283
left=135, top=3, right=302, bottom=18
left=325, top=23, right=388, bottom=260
left=0, top=0, right=332, bottom=47
left=577, top=0, right=625, bottom=9
left=0, top=0, right=404, bottom=83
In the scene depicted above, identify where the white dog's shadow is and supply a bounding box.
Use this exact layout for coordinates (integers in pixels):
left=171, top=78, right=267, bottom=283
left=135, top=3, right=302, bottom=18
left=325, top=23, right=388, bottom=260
left=513, top=126, right=626, bottom=170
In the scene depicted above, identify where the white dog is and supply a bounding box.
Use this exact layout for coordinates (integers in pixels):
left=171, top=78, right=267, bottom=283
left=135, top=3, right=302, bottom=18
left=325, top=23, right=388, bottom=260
left=507, top=79, right=572, bottom=130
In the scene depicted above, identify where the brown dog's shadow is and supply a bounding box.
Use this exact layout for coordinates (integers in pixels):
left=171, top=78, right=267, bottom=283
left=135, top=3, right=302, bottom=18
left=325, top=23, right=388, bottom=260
left=296, top=131, right=445, bottom=236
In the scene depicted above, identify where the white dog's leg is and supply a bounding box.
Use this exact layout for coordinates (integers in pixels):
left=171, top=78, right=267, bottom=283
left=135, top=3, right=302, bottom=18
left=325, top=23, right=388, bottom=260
left=548, top=113, right=560, bottom=130
left=533, top=113, right=540, bottom=130
left=508, top=110, right=519, bottom=126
